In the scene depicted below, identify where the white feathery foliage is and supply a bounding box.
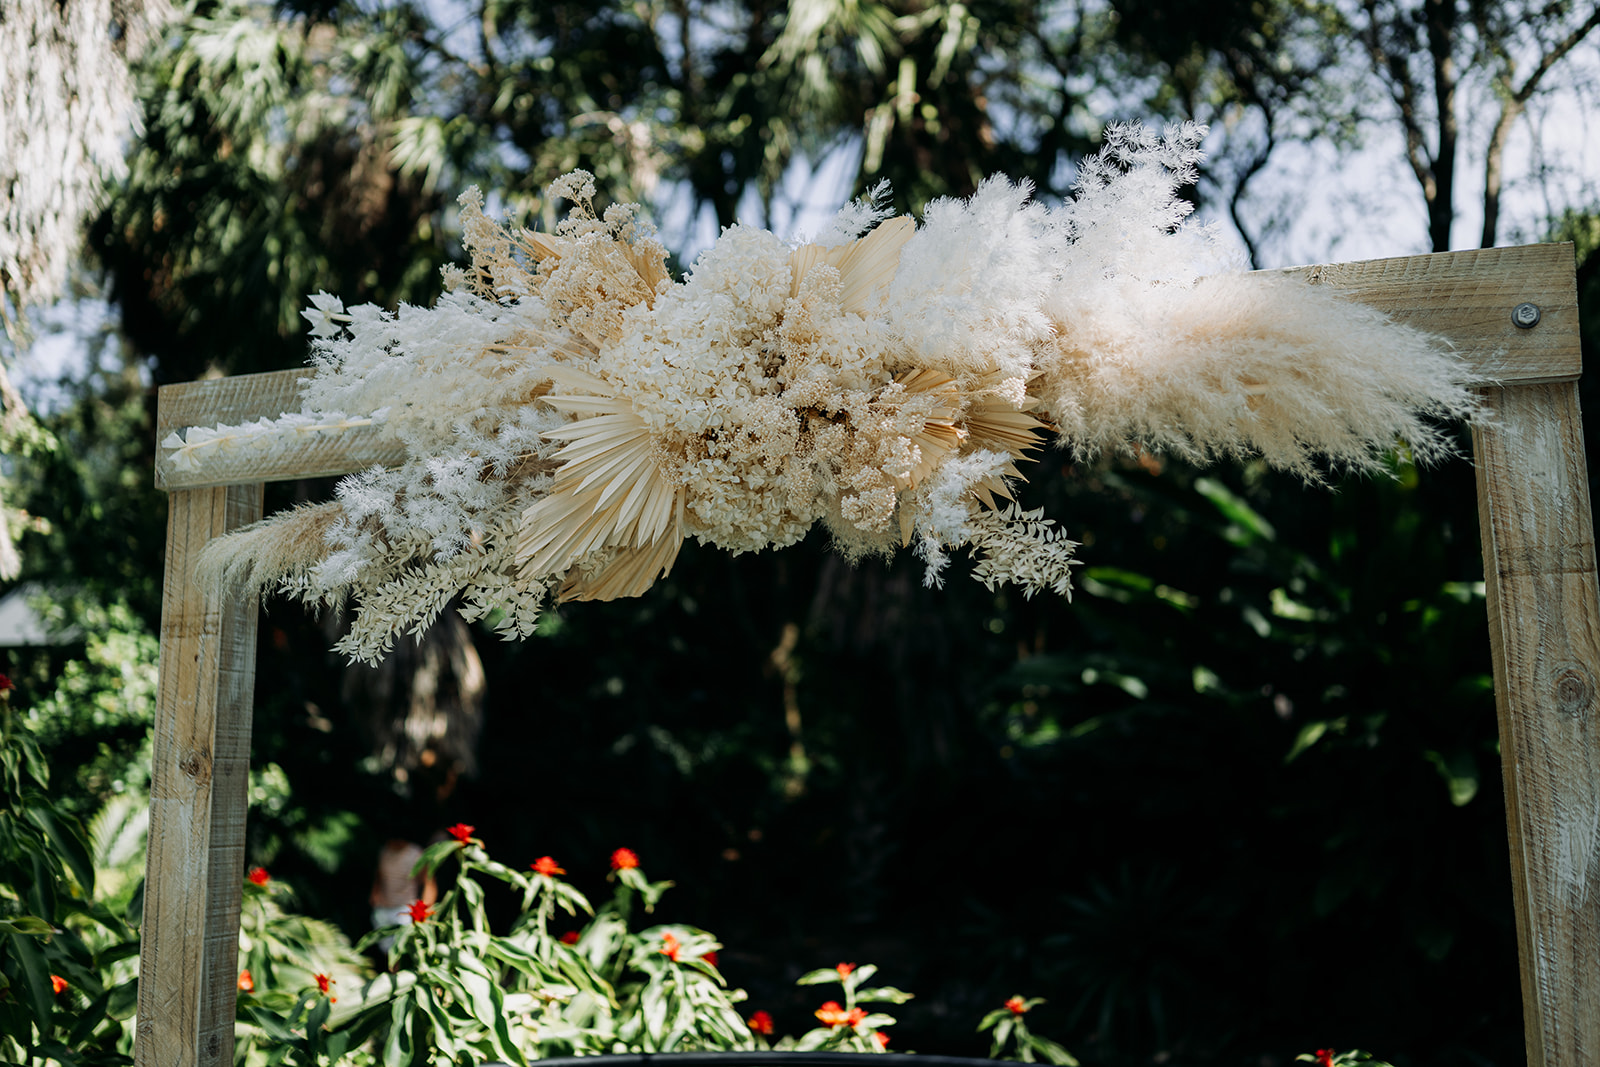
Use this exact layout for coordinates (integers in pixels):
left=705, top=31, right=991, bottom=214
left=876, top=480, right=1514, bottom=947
left=177, top=124, right=1481, bottom=662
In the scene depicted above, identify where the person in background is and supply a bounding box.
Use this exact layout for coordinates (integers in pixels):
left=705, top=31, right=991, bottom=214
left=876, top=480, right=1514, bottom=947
left=370, top=839, right=438, bottom=952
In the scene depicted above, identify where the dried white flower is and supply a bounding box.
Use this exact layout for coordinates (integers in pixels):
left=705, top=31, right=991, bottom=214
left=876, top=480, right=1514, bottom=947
left=180, top=123, right=1479, bottom=661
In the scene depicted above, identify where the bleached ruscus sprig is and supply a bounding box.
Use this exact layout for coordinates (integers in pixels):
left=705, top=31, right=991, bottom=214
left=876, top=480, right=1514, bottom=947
left=178, top=122, right=1479, bottom=663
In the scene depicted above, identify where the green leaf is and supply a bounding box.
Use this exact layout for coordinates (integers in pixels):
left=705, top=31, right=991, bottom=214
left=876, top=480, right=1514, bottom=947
left=415, top=839, right=460, bottom=878
left=106, top=977, right=139, bottom=1020
left=25, top=806, right=95, bottom=896
left=242, top=1003, right=298, bottom=1043
left=1423, top=749, right=1480, bottom=806
left=18, top=734, right=50, bottom=789
left=0, top=915, right=55, bottom=936
left=27, top=849, right=56, bottom=922
left=1029, top=1034, right=1080, bottom=1065
left=66, top=988, right=111, bottom=1046
left=1284, top=720, right=1329, bottom=763
left=382, top=994, right=413, bottom=1065
left=796, top=968, right=842, bottom=985
left=1195, top=477, right=1276, bottom=543
left=9, top=930, right=57, bottom=1035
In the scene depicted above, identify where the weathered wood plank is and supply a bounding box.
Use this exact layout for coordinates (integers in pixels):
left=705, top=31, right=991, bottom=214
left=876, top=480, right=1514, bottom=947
left=135, top=484, right=263, bottom=1067
left=1290, top=242, right=1580, bottom=385
left=1473, top=381, right=1600, bottom=1067
left=155, top=369, right=305, bottom=441
left=152, top=243, right=1580, bottom=490
left=154, top=370, right=404, bottom=491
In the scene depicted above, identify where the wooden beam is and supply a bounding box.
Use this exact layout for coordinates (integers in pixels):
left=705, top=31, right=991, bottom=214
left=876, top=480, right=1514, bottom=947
left=136, top=484, right=263, bottom=1067
left=1287, top=241, right=1581, bottom=384
left=1474, top=381, right=1600, bottom=1067
left=150, top=243, right=1583, bottom=491
left=154, top=370, right=404, bottom=492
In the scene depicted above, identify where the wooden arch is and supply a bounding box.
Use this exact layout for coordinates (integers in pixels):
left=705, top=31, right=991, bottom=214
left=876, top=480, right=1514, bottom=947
left=135, top=243, right=1593, bottom=1066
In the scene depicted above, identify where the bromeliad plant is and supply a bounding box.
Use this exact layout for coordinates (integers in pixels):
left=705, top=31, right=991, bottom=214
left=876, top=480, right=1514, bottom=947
left=788, top=961, right=911, bottom=1053
left=979, top=996, right=1077, bottom=1065
left=235, top=832, right=1064, bottom=1066
left=238, top=831, right=758, bottom=1065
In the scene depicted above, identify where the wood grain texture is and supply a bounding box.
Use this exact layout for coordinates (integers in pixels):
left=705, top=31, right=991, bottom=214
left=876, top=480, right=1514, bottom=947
left=1473, top=382, right=1600, bottom=1067
left=135, top=484, right=263, bottom=1067
left=155, top=369, right=403, bottom=490
left=1286, top=242, right=1580, bottom=385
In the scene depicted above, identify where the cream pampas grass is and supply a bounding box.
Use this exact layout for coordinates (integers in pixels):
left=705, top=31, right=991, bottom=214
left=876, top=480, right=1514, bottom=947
left=169, top=122, right=1479, bottom=663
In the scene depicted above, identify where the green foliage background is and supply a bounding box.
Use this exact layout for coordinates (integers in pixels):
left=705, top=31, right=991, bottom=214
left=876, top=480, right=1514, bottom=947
left=5, top=0, right=1599, bottom=1063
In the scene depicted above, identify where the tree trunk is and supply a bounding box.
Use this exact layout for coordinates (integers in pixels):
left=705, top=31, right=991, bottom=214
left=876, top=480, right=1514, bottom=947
left=1424, top=0, right=1459, bottom=253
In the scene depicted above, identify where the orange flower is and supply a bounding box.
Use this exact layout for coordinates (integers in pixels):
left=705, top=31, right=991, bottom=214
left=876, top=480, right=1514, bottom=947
left=703, top=950, right=719, bottom=968
left=1005, top=996, right=1028, bottom=1014
left=815, top=1001, right=865, bottom=1027
left=560, top=931, right=581, bottom=945
left=247, top=867, right=270, bottom=886
left=237, top=970, right=254, bottom=993
left=50, top=974, right=67, bottom=995
left=660, top=931, right=682, bottom=961
left=836, top=962, right=856, bottom=979
left=531, top=856, right=566, bottom=877
left=611, top=847, right=640, bottom=870
left=747, top=1010, right=775, bottom=1035
left=447, top=823, right=475, bottom=843
left=407, top=899, right=432, bottom=923
left=874, top=1032, right=891, bottom=1049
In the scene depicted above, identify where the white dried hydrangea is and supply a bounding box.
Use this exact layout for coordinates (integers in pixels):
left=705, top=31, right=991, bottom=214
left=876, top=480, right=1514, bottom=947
left=178, top=126, right=1480, bottom=663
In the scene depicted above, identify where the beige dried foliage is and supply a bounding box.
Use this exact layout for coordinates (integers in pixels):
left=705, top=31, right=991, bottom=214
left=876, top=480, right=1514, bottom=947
left=169, top=127, right=1480, bottom=662
left=1039, top=272, right=1476, bottom=477
left=196, top=501, right=346, bottom=599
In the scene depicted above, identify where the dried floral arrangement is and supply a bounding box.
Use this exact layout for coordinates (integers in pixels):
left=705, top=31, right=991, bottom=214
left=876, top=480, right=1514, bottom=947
left=165, top=123, right=1479, bottom=664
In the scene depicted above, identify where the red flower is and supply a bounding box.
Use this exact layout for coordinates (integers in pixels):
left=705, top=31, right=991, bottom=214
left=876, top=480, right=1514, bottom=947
left=531, top=856, right=566, bottom=877
left=611, top=847, right=640, bottom=870
left=874, top=1032, right=891, bottom=1049
left=237, top=970, right=254, bottom=993
left=703, top=950, right=719, bottom=968
left=815, top=1001, right=850, bottom=1027
left=660, top=931, right=682, bottom=961
left=0, top=675, right=14, bottom=692
left=836, top=962, right=856, bottom=979
left=847, top=1007, right=867, bottom=1026
left=407, top=899, right=432, bottom=923
left=50, top=974, right=67, bottom=995
left=560, top=930, right=581, bottom=945
left=1315, top=1052, right=1336, bottom=1067
left=1005, top=996, right=1029, bottom=1015
left=747, top=1010, right=775, bottom=1035
left=447, top=823, right=475, bottom=844
left=247, top=867, right=270, bottom=886
left=314, top=973, right=333, bottom=994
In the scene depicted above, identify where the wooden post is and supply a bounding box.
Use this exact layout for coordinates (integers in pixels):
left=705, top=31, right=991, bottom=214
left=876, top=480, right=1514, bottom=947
left=1474, top=381, right=1600, bottom=1067
left=136, top=484, right=263, bottom=1067
left=135, top=243, right=1590, bottom=1066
